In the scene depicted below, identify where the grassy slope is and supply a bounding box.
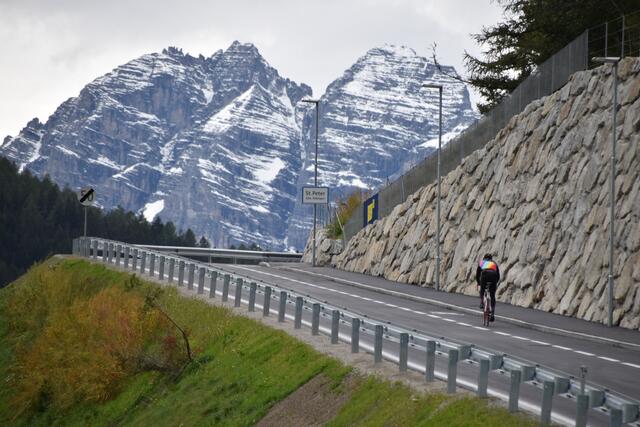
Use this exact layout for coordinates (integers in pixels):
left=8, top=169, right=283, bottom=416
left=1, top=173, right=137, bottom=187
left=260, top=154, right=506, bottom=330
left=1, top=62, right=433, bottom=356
left=0, top=259, right=535, bottom=426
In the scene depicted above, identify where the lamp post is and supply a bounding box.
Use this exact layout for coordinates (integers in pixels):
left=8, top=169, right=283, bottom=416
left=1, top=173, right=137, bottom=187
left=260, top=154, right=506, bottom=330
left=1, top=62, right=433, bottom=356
left=592, top=56, right=620, bottom=327
left=422, top=83, right=443, bottom=292
left=302, top=98, right=320, bottom=267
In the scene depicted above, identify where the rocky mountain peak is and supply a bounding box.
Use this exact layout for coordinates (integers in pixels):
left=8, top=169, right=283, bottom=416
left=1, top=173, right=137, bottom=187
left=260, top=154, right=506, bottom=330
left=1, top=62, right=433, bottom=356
left=2, top=42, right=477, bottom=251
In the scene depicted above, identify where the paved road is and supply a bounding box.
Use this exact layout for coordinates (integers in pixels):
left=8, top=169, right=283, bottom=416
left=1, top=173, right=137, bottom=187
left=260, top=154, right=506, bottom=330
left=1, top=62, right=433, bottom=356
left=211, top=262, right=640, bottom=426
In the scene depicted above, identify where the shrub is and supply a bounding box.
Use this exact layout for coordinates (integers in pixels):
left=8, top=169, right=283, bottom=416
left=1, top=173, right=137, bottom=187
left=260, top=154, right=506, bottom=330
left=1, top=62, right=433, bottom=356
left=325, top=190, right=370, bottom=239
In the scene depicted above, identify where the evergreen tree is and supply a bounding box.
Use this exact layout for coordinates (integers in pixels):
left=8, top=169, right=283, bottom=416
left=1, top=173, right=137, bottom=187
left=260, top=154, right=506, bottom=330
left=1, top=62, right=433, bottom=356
left=465, top=0, right=639, bottom=112
left=0, top=157, right=202, bottom=286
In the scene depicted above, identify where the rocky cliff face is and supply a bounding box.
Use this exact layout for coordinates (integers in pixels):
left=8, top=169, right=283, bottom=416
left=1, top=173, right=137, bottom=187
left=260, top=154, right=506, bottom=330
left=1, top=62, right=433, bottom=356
left=330, top=58, right=640, bottom=329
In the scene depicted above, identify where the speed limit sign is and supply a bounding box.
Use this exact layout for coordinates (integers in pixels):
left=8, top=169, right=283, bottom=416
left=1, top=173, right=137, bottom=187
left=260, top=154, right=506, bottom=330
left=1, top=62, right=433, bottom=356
left=78, top=187, right=95, bottom=206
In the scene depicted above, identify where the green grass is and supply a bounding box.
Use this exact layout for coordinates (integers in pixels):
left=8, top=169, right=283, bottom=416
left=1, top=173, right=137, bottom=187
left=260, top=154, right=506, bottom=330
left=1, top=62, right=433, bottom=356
left=0, top=258, right=537, bottom=427
left=328, top=377, right=536, bottom=427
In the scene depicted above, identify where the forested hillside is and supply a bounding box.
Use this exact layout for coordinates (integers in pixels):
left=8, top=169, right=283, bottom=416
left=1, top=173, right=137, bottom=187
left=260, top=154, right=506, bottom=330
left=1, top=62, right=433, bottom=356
left=0, top=157, right=208, bottom=286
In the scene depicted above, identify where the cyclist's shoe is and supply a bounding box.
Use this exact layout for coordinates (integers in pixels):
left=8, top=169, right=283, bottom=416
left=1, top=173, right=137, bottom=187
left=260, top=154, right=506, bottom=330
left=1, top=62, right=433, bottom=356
left=490, top=313, right=495, bottom=322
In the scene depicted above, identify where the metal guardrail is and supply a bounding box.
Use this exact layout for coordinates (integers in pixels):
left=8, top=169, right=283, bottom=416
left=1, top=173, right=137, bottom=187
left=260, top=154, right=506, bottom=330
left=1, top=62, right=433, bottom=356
left=73, top=237, right=640, bottom=426
left=134, top=244, right=302, bottom=264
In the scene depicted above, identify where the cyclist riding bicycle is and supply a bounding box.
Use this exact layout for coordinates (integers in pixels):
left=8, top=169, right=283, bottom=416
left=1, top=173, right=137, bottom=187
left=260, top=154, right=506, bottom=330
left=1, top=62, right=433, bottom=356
left=476, top=253, right=500, bottom=322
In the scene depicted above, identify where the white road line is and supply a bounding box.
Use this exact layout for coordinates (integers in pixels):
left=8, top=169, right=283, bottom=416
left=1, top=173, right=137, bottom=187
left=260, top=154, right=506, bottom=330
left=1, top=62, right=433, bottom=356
left=531, top=340, right=551, bottom=346
left=622, top=362, right=640, bottom=369
left=552, top=345, right=572, bottom=351
left=228, top=265, right=635, bottom=369
left=597, top=356, right=620, bottom=362
left=282, top=266, right=640, bottom=350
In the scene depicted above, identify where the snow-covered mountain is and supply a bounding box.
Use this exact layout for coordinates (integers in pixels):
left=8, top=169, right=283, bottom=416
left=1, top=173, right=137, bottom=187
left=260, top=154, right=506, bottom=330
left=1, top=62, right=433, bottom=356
left=286, top=45, right=478, bottom=249
left=1, top=42, right=477, bottom=250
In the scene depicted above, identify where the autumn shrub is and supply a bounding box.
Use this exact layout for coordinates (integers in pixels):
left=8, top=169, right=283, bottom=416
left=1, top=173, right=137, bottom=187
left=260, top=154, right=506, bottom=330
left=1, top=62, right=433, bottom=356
left=4, top=261, right=189, bottom=418
left=325, top=190, right=369, bottom=239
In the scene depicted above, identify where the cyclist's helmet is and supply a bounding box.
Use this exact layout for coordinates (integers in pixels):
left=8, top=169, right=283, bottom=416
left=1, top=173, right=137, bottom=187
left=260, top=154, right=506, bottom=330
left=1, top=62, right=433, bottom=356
left=483, top=253, right=493, bottom=260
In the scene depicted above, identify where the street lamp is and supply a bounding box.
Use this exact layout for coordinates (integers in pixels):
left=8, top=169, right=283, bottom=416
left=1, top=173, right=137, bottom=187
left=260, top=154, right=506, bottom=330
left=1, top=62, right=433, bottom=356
left=592, top=56, right=620, bottom=327
left=302, top=98, right=320, bottom=267
left=422, top=83, right=443, bottom=292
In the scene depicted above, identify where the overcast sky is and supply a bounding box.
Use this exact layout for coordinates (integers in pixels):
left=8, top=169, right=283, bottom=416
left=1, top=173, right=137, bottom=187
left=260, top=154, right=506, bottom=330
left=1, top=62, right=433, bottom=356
left=0, top=0, right=504, bottom=139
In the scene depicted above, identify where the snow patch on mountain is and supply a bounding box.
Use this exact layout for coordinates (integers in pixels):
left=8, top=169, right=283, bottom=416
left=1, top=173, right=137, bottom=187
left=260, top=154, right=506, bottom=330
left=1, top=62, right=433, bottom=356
left=142, top=199, right=165, bottom=222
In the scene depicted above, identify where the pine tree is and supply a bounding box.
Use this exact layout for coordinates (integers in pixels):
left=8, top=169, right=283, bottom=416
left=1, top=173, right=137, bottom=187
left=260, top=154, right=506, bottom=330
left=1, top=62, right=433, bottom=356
left=465, top=0, right=639, bottom=112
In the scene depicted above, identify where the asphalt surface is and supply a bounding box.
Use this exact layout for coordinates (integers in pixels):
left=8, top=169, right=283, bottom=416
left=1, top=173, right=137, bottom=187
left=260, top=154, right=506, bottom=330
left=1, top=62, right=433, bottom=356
left=210, top=262, right=640, bottom=426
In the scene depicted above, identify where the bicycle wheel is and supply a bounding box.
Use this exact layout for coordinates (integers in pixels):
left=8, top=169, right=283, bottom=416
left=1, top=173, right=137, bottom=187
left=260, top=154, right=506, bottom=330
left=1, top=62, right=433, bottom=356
left=483, top=298, right=490, bottom=327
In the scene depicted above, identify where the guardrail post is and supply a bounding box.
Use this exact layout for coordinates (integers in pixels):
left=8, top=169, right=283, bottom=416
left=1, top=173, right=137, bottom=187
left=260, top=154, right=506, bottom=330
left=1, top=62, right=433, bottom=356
left=399, top=333, right=409, bottom=372
left=588, top=390, right=604, bottom=408
left=520, top=365, right=536, bottom=382
left=102, top=241, right=108, bottom=263
left=168, top=258, right=175, bottom=283
left=311, top=303, right=320, bottom=334
left=477, top=359, right=489, bottom=398
left=234, top=278, right=243, bottom=307
left=554, top=377, right=569, bottom=395
left=108, top=243, right=114, bottom=263
left=489, top=354, right=503, bottom=370
left=197, top=267, right=205, bottom=294
left=609, top=409, right=623, bottom=427
left=622, top=404, right=638, bottom=424
left=123, top=246, right=130, bottom=269
left=331, top=310, right=340, bottom=344
left=294, top=296, right=303, bottom=328
left=540, top=380, right=554, bottom=425
left=115, top=244, right=122, bottom=266
left=351, top=318, right=360, bottom=353
left=131, top=248, right=138, bottom=270
left=509, top=370, right=521, bottom=412
left=187, top=264, right=195, bottom=290
left=158, top=256, right=165, bottom=280
left=139, top=251, right=146, bottom=274
left=92, top=240, right=98, bottom=260
left=263, top=286, right=272, bottom=315
left=425, top=340, right=436, bottom=382
left=374, top=325, right=383, bottom=363
left=209, top=271, right=217, bottom=298
left=178, top=261, right=185, bottom=287
left=148, top=253, right=155, bottom=276
left=447, top=348, right=459, bottom=393
left=249, top=283, right=257, bottom=312
left=222, top=274, right=230, bottom=301
left=278, top=291, right=287, bottom=322
left=575, top=394, right=589, bottom=427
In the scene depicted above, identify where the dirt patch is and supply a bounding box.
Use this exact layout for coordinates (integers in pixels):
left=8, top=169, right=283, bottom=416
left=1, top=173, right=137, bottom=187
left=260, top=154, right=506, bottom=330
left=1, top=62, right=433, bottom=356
left=255, top=374, right=359, bottom=427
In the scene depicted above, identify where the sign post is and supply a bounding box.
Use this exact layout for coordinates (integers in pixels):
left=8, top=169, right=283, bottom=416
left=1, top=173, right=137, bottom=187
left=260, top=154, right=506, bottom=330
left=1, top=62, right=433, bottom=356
left=77, top=187, right=95, bottom=237
left=302, top=186, right=329, bottom=267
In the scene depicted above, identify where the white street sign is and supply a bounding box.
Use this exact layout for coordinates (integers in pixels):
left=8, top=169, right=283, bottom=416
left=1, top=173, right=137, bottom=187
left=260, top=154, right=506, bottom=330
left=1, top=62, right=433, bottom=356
left=302, top=186, right=329, bottom=204
left=78, top=186, right=95, bottom=206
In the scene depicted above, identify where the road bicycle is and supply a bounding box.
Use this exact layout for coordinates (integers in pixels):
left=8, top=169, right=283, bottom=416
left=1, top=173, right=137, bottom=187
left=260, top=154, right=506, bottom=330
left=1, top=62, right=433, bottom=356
left=481, top=288, right=491, bottom=327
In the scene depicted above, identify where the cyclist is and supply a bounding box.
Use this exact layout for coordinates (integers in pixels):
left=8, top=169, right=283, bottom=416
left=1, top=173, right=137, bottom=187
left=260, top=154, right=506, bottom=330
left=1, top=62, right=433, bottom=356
left=476, top=253, right=500, bottom=322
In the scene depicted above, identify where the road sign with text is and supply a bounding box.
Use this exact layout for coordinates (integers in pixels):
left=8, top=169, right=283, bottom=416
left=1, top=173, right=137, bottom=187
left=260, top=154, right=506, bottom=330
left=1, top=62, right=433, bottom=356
left=302, top=187, right=329, bottom=204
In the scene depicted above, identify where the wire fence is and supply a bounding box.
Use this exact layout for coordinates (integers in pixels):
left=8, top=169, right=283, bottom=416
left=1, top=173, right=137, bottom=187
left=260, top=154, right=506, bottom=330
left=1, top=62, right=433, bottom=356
left=343, top=11, right=640, bottom=243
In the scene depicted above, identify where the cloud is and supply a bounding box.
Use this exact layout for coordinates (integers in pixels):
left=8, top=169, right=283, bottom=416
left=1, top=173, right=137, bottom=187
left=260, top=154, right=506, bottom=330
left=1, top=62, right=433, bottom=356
left=0, top=0, right=502, bottom=138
